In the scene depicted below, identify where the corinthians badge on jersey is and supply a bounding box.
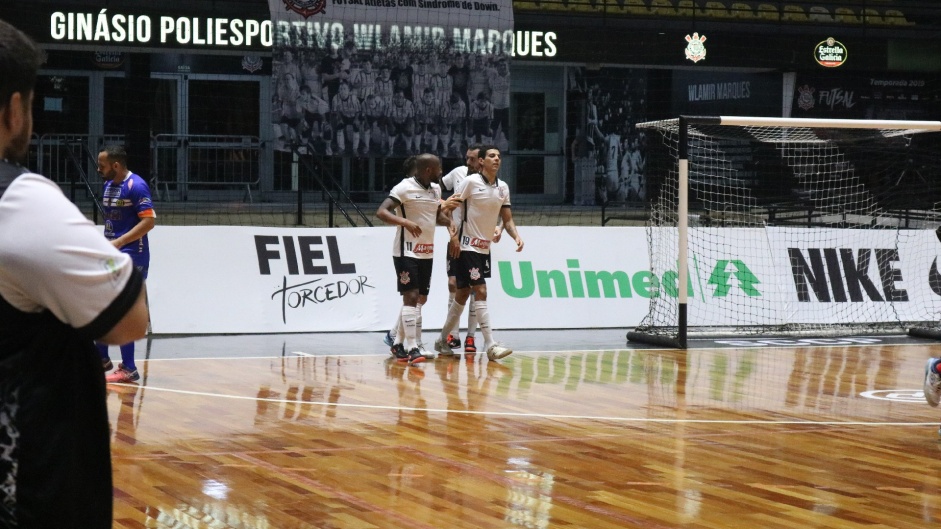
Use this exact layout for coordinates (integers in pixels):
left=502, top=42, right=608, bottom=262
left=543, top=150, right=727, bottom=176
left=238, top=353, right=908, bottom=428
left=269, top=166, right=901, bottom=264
left=283, top=0, right=327, bottom=18
left=684, top=32, right=707, bottom=63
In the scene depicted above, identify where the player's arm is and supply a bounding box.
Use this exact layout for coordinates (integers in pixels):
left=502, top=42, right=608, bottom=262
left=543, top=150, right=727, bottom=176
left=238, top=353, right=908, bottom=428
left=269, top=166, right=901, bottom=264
left=435, top=203, right=452, bottom=228
left=493, top=218, right=504, bottom=242
left=0, top=175, right=149, bottom=344
left=500, top=206, right=523, bottom=252
left=440, top=194, right=462, bottom=215
left=376, top=196, right=421, bottom=237
left=98, top=285, right=149, bottom=344
left=113, top=216, right=155, bottom=249
left=447, top=219, right=461, bottom=259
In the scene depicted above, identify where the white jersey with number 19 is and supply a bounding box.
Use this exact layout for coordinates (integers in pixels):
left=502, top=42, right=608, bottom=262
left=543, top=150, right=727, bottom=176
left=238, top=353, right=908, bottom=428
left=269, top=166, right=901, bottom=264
left=455, top=172, right=510, bottom=255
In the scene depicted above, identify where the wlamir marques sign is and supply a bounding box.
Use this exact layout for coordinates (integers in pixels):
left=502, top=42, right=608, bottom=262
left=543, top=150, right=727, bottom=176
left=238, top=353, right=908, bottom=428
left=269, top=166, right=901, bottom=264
left=271, top=0, right=514, bottom=53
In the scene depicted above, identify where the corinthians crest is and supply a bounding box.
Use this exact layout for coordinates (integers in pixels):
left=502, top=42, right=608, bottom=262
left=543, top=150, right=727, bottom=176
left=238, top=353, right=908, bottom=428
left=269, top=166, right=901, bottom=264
left=797, top=85, right=815, bottom=111
left=283, top=0, right=326, bottom=18
left=242, top=55, right=262, bottom=73
left=684, top=32, right=707, bottom=63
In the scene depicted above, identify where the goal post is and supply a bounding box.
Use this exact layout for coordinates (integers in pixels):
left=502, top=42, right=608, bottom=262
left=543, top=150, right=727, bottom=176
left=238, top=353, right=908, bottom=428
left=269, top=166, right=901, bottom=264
left=627, top=115, right=941, bottom=349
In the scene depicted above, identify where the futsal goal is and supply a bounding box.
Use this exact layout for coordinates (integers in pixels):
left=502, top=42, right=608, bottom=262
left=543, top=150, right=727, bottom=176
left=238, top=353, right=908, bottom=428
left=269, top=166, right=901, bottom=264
left=627, top=116, right=941, bottom=348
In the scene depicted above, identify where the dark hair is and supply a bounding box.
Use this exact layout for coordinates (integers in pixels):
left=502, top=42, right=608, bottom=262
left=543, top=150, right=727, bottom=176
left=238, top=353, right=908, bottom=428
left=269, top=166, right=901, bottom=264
left=0, top=19, right=43, bottom=112
left=402, top=156, right=417, bottom=176
left=478, top=144, right=499, bottom=157
left=101, top=145, right=128, bottom=167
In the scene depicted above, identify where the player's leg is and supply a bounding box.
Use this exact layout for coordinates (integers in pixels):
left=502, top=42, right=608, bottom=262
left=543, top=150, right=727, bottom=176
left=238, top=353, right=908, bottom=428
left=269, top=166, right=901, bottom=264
left=416, top=258, right=434, bottom=359
left=464, top=290, right=477, bottom=353
left=97, top=343, right=112, bottom=371
left=106, top=264, right=146, bottom=382
left=396, top=256, right=426, bottom=365
left=445, top=256, right=461, bottom=348
left=436, top=252, right=472, bottom=357
left=468, top=253, right=511, bottom=361
left=385, top=307, right=401, bottom=347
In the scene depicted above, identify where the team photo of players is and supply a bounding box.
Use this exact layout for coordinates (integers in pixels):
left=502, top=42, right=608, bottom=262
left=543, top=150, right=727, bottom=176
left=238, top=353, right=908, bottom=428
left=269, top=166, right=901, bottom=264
left=272, top=38, right=512, bottom=158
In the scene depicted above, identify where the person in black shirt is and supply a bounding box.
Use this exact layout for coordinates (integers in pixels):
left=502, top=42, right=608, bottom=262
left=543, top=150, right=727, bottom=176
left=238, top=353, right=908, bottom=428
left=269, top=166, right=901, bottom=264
left=0, top=18, right=150, bottom=528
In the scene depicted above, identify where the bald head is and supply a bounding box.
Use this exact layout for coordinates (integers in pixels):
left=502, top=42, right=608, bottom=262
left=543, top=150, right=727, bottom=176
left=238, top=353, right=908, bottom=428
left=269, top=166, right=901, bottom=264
left=415, top=153, right=442, bottom=185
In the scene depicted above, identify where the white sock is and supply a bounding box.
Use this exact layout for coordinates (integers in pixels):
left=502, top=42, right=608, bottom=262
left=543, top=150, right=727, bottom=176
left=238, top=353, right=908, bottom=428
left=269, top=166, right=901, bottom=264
left=440, top=301, right=464, bottom=343
left=448, top=292, right=460, bottom=337
left=466, top=295, right=478, bottom=338
left=390, top=306, right=402, bottom=342
left=402, top=306, right=419, bottom=351
left=474, top=300, right=493, bottom=351
left=415, top=303, right=423, bottom=347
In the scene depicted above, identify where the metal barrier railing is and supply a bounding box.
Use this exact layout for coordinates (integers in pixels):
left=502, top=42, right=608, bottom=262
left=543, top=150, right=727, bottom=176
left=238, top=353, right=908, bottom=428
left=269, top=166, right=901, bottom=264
left=152, top=134, right=261, bottom=202
left=36, top=133, right=124, bottom=189
left=36, top=134, right=123, bottom=221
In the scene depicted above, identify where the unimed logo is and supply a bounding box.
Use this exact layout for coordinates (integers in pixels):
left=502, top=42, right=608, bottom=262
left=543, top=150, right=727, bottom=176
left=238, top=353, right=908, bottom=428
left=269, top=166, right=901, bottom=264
left=498, top=258, right=762, bottom=299
left=254, top=235, right=374, bottom=323
left=787, top=248, right=907, bottom=302
left=707, top=260, right=760, bottom=297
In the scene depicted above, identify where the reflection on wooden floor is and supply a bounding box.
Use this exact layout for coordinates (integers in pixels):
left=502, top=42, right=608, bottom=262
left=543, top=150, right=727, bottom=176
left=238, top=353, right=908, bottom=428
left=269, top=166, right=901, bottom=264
left=108, top=343, right=941, bottom=528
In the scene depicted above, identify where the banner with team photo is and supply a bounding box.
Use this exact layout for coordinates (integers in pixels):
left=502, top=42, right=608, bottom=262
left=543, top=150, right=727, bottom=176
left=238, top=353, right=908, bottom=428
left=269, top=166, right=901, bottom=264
left=567, top=67, right=649, bottom=206
left=268, top=0, right=513, bottom=158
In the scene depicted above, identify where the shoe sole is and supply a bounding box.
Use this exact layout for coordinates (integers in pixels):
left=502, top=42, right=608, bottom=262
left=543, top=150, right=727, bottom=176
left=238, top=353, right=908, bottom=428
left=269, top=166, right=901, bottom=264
left=106, top=376, right=140, bottom=383
left=487, top=348, right=513, bottom=361
left=409, top=356, right=426, bottom=365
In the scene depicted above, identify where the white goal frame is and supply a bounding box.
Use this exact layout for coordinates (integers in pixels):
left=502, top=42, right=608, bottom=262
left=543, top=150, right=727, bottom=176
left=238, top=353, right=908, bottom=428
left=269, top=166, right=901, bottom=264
left=627, top=115, right=941, bottom=349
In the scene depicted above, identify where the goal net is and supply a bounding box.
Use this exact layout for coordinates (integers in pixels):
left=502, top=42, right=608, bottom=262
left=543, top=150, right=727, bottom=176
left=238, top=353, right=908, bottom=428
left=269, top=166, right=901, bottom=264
left=627, top=116, right=941, bottom=348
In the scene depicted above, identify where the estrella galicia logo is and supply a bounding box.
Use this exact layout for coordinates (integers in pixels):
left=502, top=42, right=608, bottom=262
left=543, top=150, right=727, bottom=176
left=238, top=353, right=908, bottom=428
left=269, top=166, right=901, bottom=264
left=283, top=0, right=326, bottom=18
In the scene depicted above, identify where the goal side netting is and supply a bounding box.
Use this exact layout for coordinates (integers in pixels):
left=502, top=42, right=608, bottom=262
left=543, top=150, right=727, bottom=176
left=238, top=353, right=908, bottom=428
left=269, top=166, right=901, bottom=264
left=627, top=116, right=941, bottom=348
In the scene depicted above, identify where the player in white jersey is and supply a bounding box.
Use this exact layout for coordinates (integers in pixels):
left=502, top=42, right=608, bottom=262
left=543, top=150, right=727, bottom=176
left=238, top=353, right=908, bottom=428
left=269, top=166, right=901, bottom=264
left=411, top=61, right=433, bottom=104
left=469, top=91, right=493, bottom=145
left=387, top=89, right=416, bottom=155
left=377, top=154, right=459, bottom=365
left=439, top=145, right=482, bottom=356
left=430, top=60, right=454, bottom=107
left=603, top=133, right=621, bottom=202
left=486, top=59, right=510, bottom=148
left=413, top=88, right=444, bottom=155
left=352, top=59, right=376, bottom=101
left=434, top=145, right=523, bottom=362
left=362, top=93, right=387, bottom=156
left=621, top=137, right=646, bottom=201
left=445, top=92, right=467, bottom=157
left=330, top=81, right=362, bottom=155
left=375, top=65, right=395, bottom=107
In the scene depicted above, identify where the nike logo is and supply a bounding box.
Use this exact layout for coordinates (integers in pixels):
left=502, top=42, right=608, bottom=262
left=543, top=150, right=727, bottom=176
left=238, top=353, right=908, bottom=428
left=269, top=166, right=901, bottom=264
left=477, top=187, right=486, bottom=191
left=930, top=257, right=941, bottom=297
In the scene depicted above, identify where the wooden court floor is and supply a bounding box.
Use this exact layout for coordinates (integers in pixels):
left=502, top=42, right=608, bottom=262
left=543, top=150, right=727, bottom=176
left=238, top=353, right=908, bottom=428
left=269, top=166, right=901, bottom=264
left=107, top=332, right=941, bottom=528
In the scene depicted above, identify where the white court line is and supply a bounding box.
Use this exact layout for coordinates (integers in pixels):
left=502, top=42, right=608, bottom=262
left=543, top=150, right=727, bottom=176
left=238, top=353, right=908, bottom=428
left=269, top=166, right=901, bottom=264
left=140, top=339, right=941, bottom=362
left=108, top=383, right=940, bottom=427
